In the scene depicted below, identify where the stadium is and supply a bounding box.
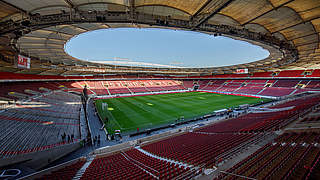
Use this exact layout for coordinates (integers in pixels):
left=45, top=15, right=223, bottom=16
left=0, top=0, right=319, bottom=179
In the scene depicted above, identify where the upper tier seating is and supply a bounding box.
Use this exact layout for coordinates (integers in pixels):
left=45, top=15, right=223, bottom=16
left=213, top=74, right=248, bottom=78
left=251, top=72, right=273, bottom=77
left=276, top=70, right=305, bottom=77
left=306, top=69, right=320, bottom=77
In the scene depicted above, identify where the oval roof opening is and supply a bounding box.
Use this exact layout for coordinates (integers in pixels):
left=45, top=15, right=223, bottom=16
left=65, top=28, right=270, bottom=68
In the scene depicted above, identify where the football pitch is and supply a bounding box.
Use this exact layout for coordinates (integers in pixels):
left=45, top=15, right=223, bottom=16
left=95, top=92, right=268, bottom=134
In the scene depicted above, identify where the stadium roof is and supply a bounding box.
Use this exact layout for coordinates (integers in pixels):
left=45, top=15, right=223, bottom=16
left=0, top=0, right=319, bottom=75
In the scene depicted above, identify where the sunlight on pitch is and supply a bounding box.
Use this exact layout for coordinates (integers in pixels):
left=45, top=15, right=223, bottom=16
left=147, top=103, right=154, bottom=106
left=108, top=107, right=114, bottom=111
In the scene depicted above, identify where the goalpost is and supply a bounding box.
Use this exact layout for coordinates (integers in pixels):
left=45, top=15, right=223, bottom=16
left=102, top=102, right=108, bottom=111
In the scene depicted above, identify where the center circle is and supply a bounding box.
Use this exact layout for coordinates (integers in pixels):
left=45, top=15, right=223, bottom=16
left=65, top=28, right=270, bottom=68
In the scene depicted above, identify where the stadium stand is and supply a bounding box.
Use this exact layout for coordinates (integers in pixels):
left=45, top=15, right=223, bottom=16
left=258, top=87, right=295, bottom=97
left=6, top=79, right=320, bottom=179
left=84, top=81, right=108, bottom=95
left=251, top=72, right=273, bottom=77
left=276, top=70, right=305, bottom=77
left=80, top=152, right=155, bottom=180
left=197, top=94, right=320, bottom=132
left=273, top=80, right=301, bottom=88
left=307, top=69, right=320, bottom=77
left=124, top=148, right=198, bottom=179
left=141, top=133, right=255, bottom=167
left=0, top=91, right=81, bottom=158
left=200, top=80, right=226, bottom=91
left=183, top=81, right=196, bottom=89
left=1, top=0, right=320, bottom=179
left=216, top=132, right=320, bottom=180
left=3, top=79, right=320, bottom=103
left=306, top=80, right=320, bottom=89
left=300, top=116, right=320, bottom=123
left=234, top=86, right=265, bottom=95
left=35, top=160, right=86, bottom=180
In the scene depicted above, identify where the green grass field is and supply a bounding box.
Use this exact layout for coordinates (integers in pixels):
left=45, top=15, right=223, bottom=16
left=95, top=92, right=268, bottom=134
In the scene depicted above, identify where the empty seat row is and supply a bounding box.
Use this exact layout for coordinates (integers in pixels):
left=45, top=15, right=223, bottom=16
left=217, top=132, right=320, bottom=180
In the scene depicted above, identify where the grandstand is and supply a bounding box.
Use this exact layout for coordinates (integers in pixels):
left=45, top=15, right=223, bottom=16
left=0, top=0, right=320, bottom=179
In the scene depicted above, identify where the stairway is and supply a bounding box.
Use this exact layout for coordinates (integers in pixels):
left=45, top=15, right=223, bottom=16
left=135, top=146, right=194, bottom=169
left=72, top=156, right=95, bottom=180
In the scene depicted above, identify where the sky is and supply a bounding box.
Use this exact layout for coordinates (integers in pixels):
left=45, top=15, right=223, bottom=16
left=65, top=28, right=270, bottom=68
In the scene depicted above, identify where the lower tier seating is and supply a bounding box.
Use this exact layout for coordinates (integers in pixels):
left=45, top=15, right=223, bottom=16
left=258, top=87, right=295, bottom=97
left=217, top=132, right=320, bottom=180
left=81, top=153, right=156, bottom=180
left=81, top=148, right=200, bottom=180
left=2, top=79, right=320, bottom=101
left=142, top=133, right=254, bottom=167
left=36, top=160, right=86, bottom=180
left=198, top=94, right=320, bottom=133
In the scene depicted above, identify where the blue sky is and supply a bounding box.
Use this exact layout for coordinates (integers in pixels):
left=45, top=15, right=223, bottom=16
left=65, top=28, right=270, bottom=68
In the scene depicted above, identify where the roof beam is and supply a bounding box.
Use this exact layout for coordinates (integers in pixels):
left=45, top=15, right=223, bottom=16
left=17, top=42, right=64, bottom=46
left=296, top=41, right=319, bottom=47
left=266, top=0, right=275, bottom=9
left=288, top=32, right=319, bottom=41
left=63, top=0, right=74, bottom=8
left=241, top=0, right=294, bottom=26
left=192, top=0, right=213, bottom=18
left=272, top=16, right=320, bottom=34
left=193, top=0, right=235, bottom=29
left=20, top=47, right=61, bottom=50
left=298, top=48, right=317, bottom=52
left=22, top=36, right=67, bottom=41
left=36, top=29, right=75, bottom=36
left=70, top=24, right=90, bottom=31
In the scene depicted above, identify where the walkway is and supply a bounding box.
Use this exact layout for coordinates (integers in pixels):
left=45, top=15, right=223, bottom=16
left=86, top=98, right=109, bottom=147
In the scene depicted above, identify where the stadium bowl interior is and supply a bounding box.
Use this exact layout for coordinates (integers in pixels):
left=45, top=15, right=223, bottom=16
left=0, top=0, right=320, bottom=179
